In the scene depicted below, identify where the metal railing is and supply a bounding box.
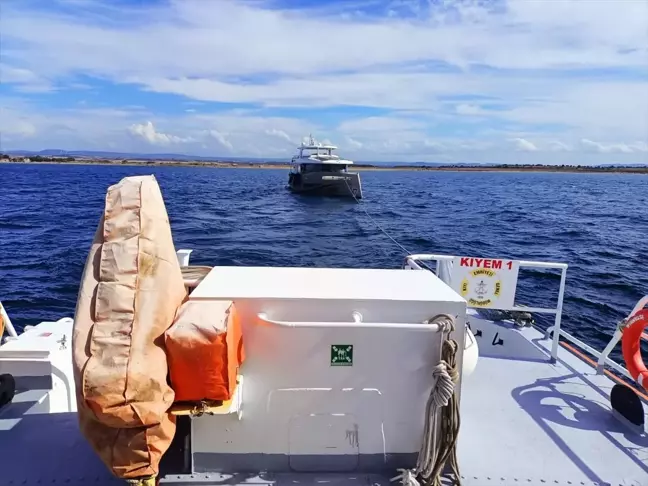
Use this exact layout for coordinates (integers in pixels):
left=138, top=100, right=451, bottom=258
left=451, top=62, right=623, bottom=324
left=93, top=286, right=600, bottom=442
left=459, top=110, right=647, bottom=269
left=403, top=253, right=567, bottom=360
left=257, top=312, right=444, bottom=331
left=403, top=253, right=648, bottom=386
left=592, top=296, right=648, bottom=381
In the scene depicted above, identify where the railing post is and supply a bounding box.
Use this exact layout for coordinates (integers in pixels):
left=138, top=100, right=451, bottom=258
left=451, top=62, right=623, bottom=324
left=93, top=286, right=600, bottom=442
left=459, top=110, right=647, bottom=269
left=551, top=267, right=568, bottom=361
left=597, top=329, right=623, bottom=374
left=176, top=249, right=193, bottom=268
left=597, top=295, right=648, bottom=374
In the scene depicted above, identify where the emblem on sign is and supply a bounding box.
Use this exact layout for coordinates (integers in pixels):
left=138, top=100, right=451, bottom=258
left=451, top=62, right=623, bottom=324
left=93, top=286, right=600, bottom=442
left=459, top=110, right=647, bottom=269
left=460, top=269, right=502, bottom=307
left=331, top=345, right=353, bottom=366
left=451, top=256, right=520, bottom=309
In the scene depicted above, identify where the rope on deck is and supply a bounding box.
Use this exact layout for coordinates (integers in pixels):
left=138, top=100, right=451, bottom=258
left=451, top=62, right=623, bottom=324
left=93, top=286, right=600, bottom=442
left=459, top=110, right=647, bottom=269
left=392, top=315, right=462, bottom=486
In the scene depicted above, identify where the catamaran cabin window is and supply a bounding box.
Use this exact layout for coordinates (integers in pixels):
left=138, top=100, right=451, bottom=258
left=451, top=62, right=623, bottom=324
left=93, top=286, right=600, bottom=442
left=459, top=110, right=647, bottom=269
left=300, top=164, right=348, bottom=173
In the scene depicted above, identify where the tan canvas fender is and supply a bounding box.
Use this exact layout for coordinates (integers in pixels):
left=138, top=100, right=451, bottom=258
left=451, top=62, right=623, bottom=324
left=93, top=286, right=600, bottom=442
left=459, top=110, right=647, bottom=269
left=72, top=175, right=187, bottom=479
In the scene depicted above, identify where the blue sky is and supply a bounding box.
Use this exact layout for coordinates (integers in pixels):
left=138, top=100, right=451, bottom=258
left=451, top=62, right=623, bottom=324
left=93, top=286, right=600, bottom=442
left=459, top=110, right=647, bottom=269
left=1, top=0, right=647, bottom=163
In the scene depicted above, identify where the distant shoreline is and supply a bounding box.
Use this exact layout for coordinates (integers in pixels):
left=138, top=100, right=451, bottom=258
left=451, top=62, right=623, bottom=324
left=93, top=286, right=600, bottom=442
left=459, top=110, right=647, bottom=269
left=2, top=158, right=647, bottom=174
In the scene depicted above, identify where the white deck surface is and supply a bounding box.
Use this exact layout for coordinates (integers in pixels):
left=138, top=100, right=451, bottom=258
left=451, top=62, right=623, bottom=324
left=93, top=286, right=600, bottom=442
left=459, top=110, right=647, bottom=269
left=458, top=311, right=648, bottom=485
left=190, top=266, right=464, bottom=303
left=1, top=312, right=646, bottom=485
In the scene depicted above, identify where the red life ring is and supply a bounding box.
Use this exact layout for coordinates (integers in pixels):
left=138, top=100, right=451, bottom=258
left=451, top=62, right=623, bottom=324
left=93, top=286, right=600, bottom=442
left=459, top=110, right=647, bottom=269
left=622, top=308, right=648, bottom=390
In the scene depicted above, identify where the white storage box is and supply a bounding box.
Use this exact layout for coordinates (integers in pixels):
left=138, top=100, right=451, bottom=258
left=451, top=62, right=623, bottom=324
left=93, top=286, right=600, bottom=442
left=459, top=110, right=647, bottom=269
left=187, top=266, right=466, bottom=473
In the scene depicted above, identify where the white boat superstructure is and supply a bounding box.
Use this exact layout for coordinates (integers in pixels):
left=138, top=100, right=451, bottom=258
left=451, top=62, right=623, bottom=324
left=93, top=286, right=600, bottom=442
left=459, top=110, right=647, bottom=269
left=0, top=175, right=647, bottom=486
left=288, top=136, right=363, bottom=198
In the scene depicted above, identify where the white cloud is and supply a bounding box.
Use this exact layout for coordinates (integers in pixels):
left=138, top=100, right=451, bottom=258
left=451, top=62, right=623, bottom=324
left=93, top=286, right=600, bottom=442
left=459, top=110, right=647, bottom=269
left=207, top=129, right=234, bottom=151
left=630, top=141, right=648, bottom=152
left=346, top=136, right=363, bottom=149
left=3, top=99, right=647, bottom=164
left=129, top=121, right=192, bottom=145
left=548, top=141, right=572, bottom=152
left=455, top=104, right=484, bottom=116
left=4, top=0, right=647, bottom=84
left=0, top=0, right=647, bottom=163
left=580, top=138, right=634, bottom=153
left=0, top=64, right=55, bottom=92
left=1, top=119, right=37, bottom=139
left=2, top=65, right=41, bottom=84
left=24, top=0, right=640, bottom=75
left=511, top=138, right=538, bottom=152
left=338, top=116, right=424, bottom=133
left=265, top=129, right=293, bottom=144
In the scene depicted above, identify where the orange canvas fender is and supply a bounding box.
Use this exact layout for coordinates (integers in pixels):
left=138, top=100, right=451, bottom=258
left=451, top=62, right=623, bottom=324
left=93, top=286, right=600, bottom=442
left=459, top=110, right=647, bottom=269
left=72, top=175, right=187, bottom=479
left=622, top=308, right=648, bottom=390
left=165, top=300, right=245, bottom=402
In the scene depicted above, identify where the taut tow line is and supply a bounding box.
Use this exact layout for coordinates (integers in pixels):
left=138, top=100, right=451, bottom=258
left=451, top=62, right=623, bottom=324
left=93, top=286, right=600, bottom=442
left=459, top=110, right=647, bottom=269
left=345, top=178, right=413, bottom=256
left=344, top=179, right=434, bottom=272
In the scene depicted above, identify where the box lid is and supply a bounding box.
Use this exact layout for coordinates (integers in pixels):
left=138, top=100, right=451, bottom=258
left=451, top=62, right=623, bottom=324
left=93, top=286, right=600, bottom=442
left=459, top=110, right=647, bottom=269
left=190, top=266, right=464, bottom=303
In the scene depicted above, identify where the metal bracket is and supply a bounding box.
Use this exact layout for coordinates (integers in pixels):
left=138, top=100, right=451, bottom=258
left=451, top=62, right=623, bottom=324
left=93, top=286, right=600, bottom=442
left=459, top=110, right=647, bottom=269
left=466, top=322, right=482, bottom=338
left=57, top=334, right=68, bottom=350
left=491, top=332, right=503, bottom=346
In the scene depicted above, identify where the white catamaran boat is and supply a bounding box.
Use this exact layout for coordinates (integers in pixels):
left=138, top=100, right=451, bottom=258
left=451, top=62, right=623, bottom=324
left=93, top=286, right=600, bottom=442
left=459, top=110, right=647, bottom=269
left=0, top=175, right=647, bottom=486
left=287, top=136, right=363, bottom=198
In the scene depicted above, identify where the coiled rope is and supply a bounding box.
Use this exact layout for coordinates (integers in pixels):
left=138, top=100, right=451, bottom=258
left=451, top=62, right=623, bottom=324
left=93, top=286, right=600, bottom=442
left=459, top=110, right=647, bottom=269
left=392, top=315, right=462, bottom=486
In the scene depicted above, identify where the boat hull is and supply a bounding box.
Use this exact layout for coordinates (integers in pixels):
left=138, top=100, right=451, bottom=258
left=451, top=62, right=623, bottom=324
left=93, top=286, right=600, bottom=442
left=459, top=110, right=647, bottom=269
left=288, top=172, right=363, bottom=199
left=2, top=251, right=648, bottom=485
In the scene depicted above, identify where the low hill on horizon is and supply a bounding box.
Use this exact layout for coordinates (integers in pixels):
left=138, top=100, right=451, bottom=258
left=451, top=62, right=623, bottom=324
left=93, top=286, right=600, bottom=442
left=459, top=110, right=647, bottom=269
left=3, top=149, right=647, bottom=168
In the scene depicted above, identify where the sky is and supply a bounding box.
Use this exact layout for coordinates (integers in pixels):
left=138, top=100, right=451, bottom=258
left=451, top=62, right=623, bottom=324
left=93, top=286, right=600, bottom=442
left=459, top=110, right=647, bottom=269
left=1, top=0, right=647, bottom=164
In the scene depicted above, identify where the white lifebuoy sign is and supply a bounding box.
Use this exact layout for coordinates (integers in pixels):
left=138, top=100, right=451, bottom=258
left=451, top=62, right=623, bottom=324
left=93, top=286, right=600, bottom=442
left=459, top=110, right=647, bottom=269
left=450, top=256, right=520, bottom=309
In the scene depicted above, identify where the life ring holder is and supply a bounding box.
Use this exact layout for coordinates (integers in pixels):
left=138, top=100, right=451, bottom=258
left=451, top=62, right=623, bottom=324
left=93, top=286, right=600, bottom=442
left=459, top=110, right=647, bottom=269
left=621, top=307, right=648, bottom=390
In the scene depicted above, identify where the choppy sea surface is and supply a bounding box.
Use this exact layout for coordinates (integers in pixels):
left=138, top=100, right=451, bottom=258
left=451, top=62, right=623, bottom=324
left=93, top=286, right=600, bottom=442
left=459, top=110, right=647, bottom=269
left=1, top=163, right=646, bottom=361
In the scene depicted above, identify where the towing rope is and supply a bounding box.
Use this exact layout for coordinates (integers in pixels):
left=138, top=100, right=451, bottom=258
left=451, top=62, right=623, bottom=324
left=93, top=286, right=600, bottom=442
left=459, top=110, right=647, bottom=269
left=344, top=179, right=437, bottom=273
left=345, top=180, right=462, bottom=484
left=392, top=315, right=462, bottom=486
left=344, top=178, right=414, bottom=256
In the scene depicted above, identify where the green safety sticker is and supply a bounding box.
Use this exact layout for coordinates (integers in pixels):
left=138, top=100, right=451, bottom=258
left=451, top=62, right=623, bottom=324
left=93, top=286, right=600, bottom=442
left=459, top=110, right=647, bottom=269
left=330, top=344, right=353, bottom=366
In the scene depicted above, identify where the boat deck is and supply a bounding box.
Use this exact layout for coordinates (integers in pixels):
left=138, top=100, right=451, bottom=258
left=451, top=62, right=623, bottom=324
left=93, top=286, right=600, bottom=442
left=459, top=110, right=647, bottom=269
left=0, top=312, right=646, bottom=486
left=457, top=311, right=648, bottom=485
